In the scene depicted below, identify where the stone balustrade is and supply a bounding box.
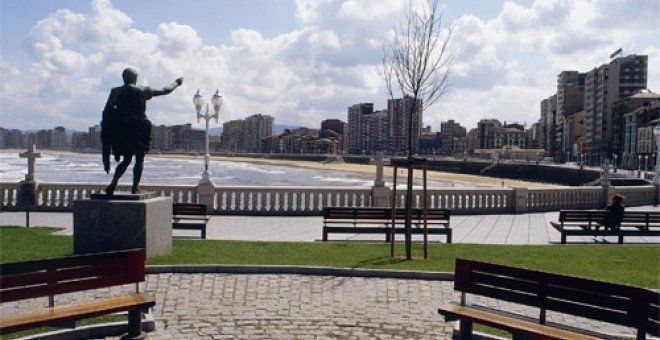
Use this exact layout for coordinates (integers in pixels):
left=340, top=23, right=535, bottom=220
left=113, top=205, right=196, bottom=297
left=213, top=186, right=372, bottom=215
left=526, top=187, right=603, bottom=212
left=612, top=186, right=658, bottom=207
left=0, top=181, right=657, bottom=215
left=392, top=188, right=514, bottom=214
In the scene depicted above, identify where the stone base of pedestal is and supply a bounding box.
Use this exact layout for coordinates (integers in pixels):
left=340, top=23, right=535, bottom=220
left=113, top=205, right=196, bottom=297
left=371, top=185, right=391, bottom=207
left=74, top=197, right=172, bottom=258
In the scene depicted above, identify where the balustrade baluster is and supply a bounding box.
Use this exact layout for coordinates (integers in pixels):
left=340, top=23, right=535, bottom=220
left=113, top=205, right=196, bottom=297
left=247, top=191, right=254, bottom=212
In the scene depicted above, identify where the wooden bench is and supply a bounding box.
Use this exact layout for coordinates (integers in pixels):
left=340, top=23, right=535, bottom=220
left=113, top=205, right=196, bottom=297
left=550, top=210, right=660, bottom=244
left=322, top=207, right=451, bottom=243
left=0, top=248, right=154, bottom=338
left=173, top=203, right=210, bottom=239
left=438, top=258, right=660, bottom=340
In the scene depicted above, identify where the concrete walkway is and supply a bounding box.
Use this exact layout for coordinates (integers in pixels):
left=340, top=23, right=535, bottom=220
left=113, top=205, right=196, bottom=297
left=2, top=207, right=658, bottom=244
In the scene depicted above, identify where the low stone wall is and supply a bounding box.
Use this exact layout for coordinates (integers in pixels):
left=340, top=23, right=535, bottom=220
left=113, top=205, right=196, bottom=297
left=482, top=163, right=600, bottom=186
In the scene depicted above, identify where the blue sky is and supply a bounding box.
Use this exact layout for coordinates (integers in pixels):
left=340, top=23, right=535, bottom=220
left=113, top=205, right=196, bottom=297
left=1, top=0, right=658, bottom=131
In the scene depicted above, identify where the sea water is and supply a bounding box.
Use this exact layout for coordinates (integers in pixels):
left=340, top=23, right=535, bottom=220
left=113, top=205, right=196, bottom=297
left=0, top=151, right=481, bottom=187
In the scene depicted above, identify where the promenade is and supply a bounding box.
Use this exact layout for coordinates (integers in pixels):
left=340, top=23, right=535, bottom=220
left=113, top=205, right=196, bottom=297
left=2, top=207, right=658, bottom=244
left=1, top=210, right=656, bottom=339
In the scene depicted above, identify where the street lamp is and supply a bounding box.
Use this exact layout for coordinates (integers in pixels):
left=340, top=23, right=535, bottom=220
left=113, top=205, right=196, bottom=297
left=193, top=89, right=223, bottom=185
left=645, top=154, right=649, bottom=173
left=654, top=125, right=660, bottom=186
left=612, top=153, right=618, bottom=173
left=638, top=154, right=642, bottom=178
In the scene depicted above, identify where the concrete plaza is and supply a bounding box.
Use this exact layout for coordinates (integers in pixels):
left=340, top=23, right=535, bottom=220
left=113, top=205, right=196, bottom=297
left=2, top=207, right=658, bottom=244
left=1, top=209, right=657, bottom=339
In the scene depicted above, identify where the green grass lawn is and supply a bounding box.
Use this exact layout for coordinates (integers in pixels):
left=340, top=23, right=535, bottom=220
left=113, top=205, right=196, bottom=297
left=2, top=226, right=659, bottom=288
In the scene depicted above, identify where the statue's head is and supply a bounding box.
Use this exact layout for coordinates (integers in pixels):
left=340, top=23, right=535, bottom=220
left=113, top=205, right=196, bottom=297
left=122, top=68, right=138, bottom=85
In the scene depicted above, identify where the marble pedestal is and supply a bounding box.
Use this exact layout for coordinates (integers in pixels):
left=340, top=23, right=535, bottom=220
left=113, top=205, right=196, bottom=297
left=74, top=196, right=172, bottom=258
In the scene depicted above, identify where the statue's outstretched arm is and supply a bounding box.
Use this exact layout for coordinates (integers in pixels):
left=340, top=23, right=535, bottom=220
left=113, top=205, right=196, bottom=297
left=150, top=78, right=184, bottom=97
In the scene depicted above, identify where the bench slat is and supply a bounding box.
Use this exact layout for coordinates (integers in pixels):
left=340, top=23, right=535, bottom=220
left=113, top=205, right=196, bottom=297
left=173, top=203, right=207, bottom=215
left=543, top=298, right=634, bottom=328
left=0, top=251, right=140, bottom=276
left=648, top=303, right=660, bottom=336
left=1, top=262, right=124, bottom=290
left=546, top=284, right=630, bottom=312
left=0, top=294, right=155, bottom=334
left=438, top=304, right=599, bottom=340
left=3, top=274, right=131, bottom=304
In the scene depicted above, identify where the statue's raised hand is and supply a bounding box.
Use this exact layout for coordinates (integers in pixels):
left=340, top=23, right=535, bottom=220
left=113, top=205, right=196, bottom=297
left=175, top=78, right=184, bottom=86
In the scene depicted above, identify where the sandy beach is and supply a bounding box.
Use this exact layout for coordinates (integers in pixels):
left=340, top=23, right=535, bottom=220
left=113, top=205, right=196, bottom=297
left=158, top=154, right=559, bottom=188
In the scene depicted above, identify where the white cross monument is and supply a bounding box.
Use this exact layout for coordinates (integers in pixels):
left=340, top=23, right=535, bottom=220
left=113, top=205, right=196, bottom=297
left=369, top=151, right=391, bottom=207
left=19, top=135, right=41, bottom=182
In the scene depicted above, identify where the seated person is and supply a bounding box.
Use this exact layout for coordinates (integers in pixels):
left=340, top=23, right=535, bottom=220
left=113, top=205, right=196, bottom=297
left=597, top=194, right=625, bottom=231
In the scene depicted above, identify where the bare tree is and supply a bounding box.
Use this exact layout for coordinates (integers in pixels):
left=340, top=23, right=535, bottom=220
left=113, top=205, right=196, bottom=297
left=382, top=0, right=453, bottom=260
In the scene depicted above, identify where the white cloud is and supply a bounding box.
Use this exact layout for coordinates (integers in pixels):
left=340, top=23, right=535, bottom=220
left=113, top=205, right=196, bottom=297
left=0, top=0, right=658, bottom=134
left=338, top=0, right=402, bottom=21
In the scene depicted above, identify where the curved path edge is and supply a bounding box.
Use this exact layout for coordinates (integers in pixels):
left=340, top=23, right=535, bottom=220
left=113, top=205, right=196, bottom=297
left=146, top=264, right=454, bottom=281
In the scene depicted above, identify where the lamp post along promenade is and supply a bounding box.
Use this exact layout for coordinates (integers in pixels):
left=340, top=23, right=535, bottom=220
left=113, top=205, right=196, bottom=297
left=193, top=89, right=223, bottom=186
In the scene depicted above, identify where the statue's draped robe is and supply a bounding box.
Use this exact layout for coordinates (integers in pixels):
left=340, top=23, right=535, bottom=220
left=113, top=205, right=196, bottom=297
left=101, top=85, right=156, bottom=167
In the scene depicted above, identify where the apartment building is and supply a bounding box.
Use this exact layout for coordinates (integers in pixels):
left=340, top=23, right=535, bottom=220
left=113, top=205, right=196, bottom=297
left=494, top=123, right=525, bottom=149
left=346, top=103, right=374, bottom=154
left=477, top=119, right=502, bottom=149
left=583, top=54, right=648, bottom=164
left=556, top=71, right=585, bottom=161
left=388, top=96, right=423, bottom=155
left=242, top=114, right=274, bottom=153
left=539, top=94, right=557, bottom=157
left=439, top=120, right=466, bottom=156
left=620, top=90, right=660, bottom=168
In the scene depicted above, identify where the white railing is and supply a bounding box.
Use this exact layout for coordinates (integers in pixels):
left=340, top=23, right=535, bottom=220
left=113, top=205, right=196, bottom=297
left=1, top=182, right=198, bottom=211
left=392, top=189, right=513, bottom=214
left=0, top=182, right=20, bottom=209
left=1, top=181, right=657, bottom=214
left=213, top=186, right=372, bottom=214
left=527, top=187, right=603, bottom=212
left=613, top=186, right=658, bottom=207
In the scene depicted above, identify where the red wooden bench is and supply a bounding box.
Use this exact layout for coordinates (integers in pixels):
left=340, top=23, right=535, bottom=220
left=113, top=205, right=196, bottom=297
left=438, top=258, right=660, bottom=339
left=0, top=249, right=154, bottom=338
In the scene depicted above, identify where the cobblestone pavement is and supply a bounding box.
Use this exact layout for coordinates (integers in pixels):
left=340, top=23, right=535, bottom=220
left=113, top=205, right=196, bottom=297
left=1, top=273, right=638, bottom=339
left=143, top=273, right=454, bottom=339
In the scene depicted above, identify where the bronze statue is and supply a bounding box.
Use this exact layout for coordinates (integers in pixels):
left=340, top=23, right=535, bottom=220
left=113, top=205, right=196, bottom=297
left=101, top=68, right=183, bottom=195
